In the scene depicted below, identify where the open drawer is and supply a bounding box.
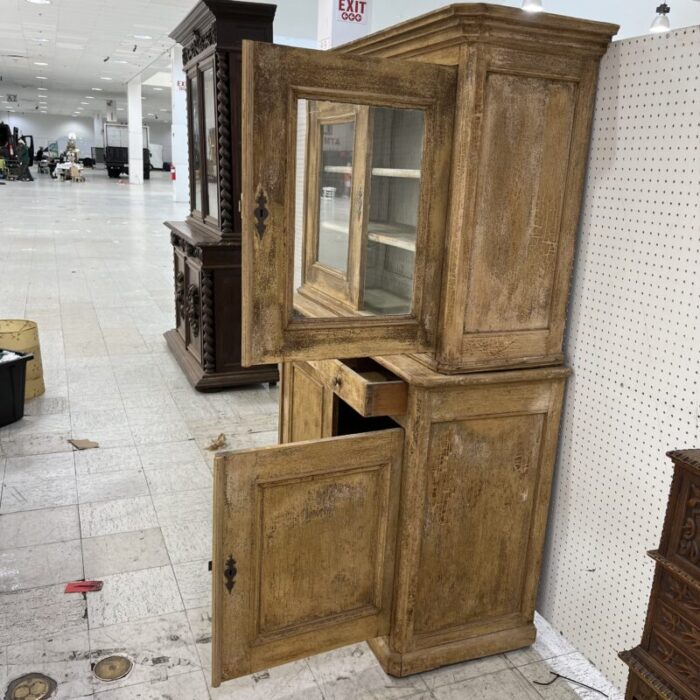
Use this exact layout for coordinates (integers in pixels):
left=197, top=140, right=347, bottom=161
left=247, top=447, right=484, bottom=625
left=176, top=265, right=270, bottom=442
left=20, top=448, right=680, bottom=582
left=307, top=358, right=408, bottom=417
left=212, top=428, right=403, bottom=685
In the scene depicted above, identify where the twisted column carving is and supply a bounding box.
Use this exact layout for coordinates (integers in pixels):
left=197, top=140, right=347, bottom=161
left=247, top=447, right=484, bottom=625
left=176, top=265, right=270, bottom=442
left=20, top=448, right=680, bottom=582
left=216, top=51, right=234, bottom=236
left=201, top=270, right=216, bottom=372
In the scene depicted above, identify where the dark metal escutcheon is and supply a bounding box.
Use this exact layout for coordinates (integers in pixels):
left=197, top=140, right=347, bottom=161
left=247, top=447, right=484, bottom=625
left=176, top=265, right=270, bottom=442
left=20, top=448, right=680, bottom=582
left=224, top=554, right=237, bottom=593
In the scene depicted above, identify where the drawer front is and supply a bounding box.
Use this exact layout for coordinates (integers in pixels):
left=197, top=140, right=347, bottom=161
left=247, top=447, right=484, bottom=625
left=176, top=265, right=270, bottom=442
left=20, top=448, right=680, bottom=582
left=307, top=358, right=408, bottom=417
left=185, top=260, right=202, bottom=363
left=650, top=599, right=700, bottom=668
left=174, top=249, right=187, bottom=341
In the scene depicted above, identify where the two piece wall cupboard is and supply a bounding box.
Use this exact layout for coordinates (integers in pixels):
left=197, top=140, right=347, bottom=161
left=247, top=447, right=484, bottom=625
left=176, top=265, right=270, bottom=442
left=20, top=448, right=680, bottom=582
left=204, top=2, right=619, bottom=686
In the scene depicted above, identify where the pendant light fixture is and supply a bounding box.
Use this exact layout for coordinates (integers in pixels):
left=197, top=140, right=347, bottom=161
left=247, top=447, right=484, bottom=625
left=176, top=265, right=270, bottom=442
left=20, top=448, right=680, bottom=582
left=649, top=3, right=671, bottom=32
left=521, top=0, right=544, bottom=12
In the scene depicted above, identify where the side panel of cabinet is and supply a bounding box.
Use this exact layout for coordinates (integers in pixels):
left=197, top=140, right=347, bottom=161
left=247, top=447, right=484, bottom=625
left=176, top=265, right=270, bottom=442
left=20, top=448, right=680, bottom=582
left=278, top=362, right=335, bottom=444
left=212, top=429, right=403, bottom=684
left=387, top=373, right=567, bottom=671
left=437, top=46, right=599, bottom=371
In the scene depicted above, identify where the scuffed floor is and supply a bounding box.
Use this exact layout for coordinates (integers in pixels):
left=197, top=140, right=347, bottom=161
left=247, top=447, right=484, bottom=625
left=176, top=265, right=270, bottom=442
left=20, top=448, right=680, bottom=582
left=0, top=170, right=621, bottom=698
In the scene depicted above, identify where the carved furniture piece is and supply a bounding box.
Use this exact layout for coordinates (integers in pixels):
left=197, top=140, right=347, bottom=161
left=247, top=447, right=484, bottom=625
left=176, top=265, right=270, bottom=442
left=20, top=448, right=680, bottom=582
left=210, top=3, right=618, bottom=686
left=165, top=0, right=278, bottom=391
left=620, top=450, right=700, bottom=700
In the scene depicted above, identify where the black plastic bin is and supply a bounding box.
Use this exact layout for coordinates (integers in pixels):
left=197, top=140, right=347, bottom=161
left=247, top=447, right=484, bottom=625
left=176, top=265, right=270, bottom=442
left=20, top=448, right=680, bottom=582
left=0, top=349, right=34, bottom=427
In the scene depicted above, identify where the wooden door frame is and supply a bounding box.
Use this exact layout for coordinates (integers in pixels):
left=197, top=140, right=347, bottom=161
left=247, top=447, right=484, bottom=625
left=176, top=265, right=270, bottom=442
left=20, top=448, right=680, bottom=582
left=241, top=41, right=456, bottom=365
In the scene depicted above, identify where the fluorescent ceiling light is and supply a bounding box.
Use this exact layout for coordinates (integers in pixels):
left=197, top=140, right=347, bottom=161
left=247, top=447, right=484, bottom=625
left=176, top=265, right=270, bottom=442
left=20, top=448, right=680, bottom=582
left=112, top=60, right=128, bottom=64
left=36, top=76, right=48, bottom=80
left=85, top=96, right=94, bottom=99
left=35, top=38, right=49, bottom=43
left=80, top=101, right=89, bottom=105
left=37, top=87, right=48, bottom=91
left=91, top=87, right=103, bottom=91
left=27, top=0, right=52, bottom=5
left=100, top=77, right=113, bottom=81
left=521, top=0, right=544, bottom=12
left=152, top=87, right=163, bottom=91
left=34, top=61, right=48, bottom=66
left=134, top=34, right=152, bottom=40
left=117, top=107, right=125, bottom=111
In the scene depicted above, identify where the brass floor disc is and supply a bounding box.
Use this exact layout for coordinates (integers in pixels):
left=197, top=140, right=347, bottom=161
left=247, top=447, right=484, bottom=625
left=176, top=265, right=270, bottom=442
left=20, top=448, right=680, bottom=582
left=4, top=673, right=57, bottom=700
left=93, top=655, right=133, bottom=682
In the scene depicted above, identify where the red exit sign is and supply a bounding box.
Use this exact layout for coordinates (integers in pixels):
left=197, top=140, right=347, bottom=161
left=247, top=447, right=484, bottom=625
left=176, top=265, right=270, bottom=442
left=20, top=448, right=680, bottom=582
left=337, top=0, right=367, bottom=23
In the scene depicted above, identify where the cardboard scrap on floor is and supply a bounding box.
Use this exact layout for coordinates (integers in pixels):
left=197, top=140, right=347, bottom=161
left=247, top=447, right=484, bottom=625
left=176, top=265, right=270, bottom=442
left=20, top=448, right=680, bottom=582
left=68, top=438, right=99, bottom=450
left=206, top=433, right=227, bottom=451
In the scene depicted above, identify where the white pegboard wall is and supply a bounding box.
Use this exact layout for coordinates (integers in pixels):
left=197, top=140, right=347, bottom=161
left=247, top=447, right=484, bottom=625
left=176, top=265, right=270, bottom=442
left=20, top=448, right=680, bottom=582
left=538, top=26, right=700, bottom=691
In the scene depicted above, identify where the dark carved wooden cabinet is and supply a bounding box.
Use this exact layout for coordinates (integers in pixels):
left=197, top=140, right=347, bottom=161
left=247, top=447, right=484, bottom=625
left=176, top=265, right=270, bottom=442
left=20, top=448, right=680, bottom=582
left=620, top=450, right=700, bottom=700
left=210, top=3, right=618, bottom=689
left=165, top=0, right=278, bottom=391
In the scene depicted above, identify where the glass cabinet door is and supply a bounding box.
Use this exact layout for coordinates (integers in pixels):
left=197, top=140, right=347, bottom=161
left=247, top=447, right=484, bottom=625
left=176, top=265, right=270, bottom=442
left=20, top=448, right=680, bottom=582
left=242, top=41, right=457, bottom=365
left=189, top=73, right=202, bottom=216
left=202, top=66, right=219, bottom=223
left=188, top=61, right=219, bottom=226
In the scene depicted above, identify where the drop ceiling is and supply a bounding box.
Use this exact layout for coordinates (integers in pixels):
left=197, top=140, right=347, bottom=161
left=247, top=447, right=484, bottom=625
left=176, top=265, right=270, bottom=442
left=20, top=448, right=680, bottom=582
left=0, top=0, right=197, bottom=120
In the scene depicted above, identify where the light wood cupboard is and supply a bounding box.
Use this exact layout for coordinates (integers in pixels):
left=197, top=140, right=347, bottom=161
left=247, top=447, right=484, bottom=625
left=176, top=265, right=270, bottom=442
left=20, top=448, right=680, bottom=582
left=210, top=2, right=618, bottom=687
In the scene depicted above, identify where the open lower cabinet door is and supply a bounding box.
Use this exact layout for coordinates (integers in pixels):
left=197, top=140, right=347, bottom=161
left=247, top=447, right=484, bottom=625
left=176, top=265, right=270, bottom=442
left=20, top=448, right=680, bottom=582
left=241, top=41, right=456, bottom=366
left=211, top=429, right=404, bottom=685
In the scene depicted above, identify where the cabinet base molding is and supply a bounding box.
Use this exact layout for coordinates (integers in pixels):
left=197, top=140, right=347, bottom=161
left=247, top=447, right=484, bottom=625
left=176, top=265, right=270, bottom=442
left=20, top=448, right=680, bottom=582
left=164, top=330, right=278, bottom=392
left=369, top=624, right=535, bottom=677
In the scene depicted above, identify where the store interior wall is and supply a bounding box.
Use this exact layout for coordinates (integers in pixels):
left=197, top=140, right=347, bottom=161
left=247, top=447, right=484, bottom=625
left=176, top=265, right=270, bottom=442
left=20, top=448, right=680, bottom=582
left=147, top=121, right=173, bottom=164
left=2, top=113, right=95, bottom=152
left=538, top=25, right=700, bottom=690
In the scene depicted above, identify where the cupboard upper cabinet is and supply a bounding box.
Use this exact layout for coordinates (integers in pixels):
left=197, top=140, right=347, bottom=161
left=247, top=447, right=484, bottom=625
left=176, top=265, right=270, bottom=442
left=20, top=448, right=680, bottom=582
left=240, top=6, right=617, bottom=370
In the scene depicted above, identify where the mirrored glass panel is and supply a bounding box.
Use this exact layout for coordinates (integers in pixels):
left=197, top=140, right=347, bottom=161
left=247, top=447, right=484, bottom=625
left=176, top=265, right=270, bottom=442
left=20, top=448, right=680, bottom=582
left=294, top=99, right=425, bottom=318
left=203, top=67, right=218, bottom=221
left=190, top=74, right=202, bottom=214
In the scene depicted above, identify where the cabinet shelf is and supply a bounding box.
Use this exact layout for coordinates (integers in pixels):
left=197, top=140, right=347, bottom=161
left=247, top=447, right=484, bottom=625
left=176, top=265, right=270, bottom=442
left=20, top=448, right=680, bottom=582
left=367, top=222, right=416, bottom=252
left=323, top=166, right=421, bottom=179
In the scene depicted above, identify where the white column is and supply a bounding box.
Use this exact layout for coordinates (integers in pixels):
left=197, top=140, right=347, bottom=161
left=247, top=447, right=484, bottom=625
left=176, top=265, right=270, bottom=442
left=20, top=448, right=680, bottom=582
left=127, top=76, right=143, bottom=185
left=317, top=0, right=372, bottom=49
left=171, top=45, right=189, bottom=203
left=92, top=114, right=103, bottom=150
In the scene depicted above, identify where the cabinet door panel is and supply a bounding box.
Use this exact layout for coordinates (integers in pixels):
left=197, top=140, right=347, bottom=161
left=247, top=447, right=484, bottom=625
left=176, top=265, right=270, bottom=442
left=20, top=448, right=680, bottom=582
left=185, top=261, right=202, bottom=362
left=241, top=41, right=456, bottom=365
left=212, top=429, right=403, bottom=684
left=279, top=362, right=334, bottom=443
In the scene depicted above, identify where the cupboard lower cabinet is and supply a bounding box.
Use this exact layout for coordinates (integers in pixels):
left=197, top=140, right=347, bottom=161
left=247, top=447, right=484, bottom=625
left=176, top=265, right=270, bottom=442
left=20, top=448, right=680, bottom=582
left=212, top=355, right=569, bottom=683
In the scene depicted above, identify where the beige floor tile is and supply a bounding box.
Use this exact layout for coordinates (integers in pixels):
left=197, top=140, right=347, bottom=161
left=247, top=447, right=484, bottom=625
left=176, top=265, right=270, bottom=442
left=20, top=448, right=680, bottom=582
left=79, top=495, right=158, bottom=538
left=0, top=505, right=80, bottom=551
left=0, top=539, right=83, bottom=592
left=83, top=528, right=169, bottom=579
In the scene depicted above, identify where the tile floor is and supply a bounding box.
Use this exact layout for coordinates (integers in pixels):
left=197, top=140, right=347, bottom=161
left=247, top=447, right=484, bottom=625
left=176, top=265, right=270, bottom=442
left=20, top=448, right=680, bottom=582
left=0, top=170, right=622, bottom=699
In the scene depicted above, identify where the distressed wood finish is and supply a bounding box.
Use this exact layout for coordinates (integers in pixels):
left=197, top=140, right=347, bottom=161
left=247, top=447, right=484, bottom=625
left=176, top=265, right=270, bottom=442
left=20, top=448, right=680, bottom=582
left=214, top=357, right=569, bottom=681
left=165, top=2, right=278, bottom=390
left=212, top=429, right=403, bottom=684
left=278, top=361, right=335, bottom=443
left=211, top=2, right=618, bottom=685
left=374, top=359, right=569, bottom=675
left=306, top=358, right=408, bottom=417
left=621, top=451, right=700, bottom=700
left=241, top=41, right=457, bottom=365
left=335, top=5, right=615, bottom=372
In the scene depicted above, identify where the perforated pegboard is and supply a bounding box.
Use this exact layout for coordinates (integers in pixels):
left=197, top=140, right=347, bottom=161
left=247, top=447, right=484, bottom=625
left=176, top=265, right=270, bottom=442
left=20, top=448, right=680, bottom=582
left=538, top=25, right=700, bottom=691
